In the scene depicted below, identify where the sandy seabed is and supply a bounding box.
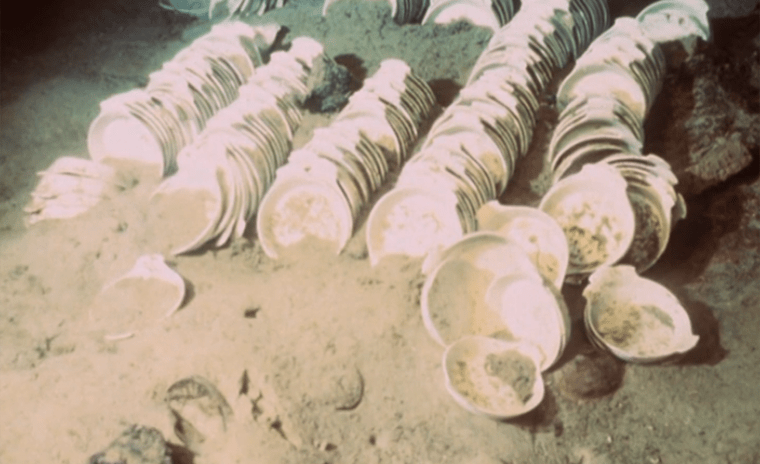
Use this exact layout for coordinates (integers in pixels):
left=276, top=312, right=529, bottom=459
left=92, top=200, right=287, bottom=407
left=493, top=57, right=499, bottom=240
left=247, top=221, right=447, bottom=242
left=1, top=0, right=759, bottom=463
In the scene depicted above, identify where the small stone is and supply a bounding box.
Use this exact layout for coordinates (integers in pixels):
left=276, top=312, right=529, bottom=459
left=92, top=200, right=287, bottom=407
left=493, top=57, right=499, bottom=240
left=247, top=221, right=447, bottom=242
left=304, top=55, right=357, bottom=113
left=320, top=364, right=364, bottom=411
left=554, top=351, right=625, bottom=402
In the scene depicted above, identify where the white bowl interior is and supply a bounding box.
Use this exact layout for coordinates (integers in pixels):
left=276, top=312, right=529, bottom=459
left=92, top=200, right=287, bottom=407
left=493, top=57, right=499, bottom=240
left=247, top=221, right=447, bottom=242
left=476, top=202, right=569, bottom=288
left=485, top=274, right=571, bottom=371
left=443, top=335, right=545, bottom=419
left=583, top=265, right=700, bottom=362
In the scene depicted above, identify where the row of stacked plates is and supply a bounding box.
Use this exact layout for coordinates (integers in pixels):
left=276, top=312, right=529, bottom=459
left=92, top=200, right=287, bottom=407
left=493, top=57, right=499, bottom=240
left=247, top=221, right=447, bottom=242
left=365, top=0, right=610, bottom=266
left=322, top=0, right=429, bottom=23
left=421, top=0, right=518, bottom=32
left=549, top=94, right=645, bottom=184
left=540, top=13, right=688, bottom=280
left=556, top=17, right=665, bottom=122
left=322, top=0, right=514, bottom=27
left=552, top=0, right=708, bottom=367
left=88, top=22, right=281, bottom=178
left=390, top=0, right=430, bottom=23
left=256, top=59, right=435, bottom=259
left=146, top=37, right=326, bottom=255
left=211, top=0, right=286, bottom=19
left=24, top=157, right=131, bottom=225
left=467, top=0, right=609, bottom=87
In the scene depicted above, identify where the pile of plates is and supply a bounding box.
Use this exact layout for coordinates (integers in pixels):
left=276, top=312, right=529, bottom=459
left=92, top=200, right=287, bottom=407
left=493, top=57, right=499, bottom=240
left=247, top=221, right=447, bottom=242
left=419, top=231, right=571, bottom=418
left=467, top=0, right=609, bottom=86
left=543, top=17, right=687, bottom=276
left=88, top=22, right=281, bottom=178
left=549, top=95, right=645, bottom=184
left=147, top=37, right=326, bottom=255
left=24, top=156, right=132, bottom=225
left=256, top=59, right=435, bottom=258
left=386, top=67, right=542, bottom=235
left=366, top=0, right=610, bottom=266
left=392, top=0, right=430, bottom=23
left=322, top=0, right=429, bottom=23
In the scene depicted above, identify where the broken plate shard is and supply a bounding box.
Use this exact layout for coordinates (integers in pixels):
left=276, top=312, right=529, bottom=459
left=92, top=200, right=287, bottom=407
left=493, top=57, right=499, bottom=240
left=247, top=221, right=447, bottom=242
left=88, top=254, right=186, bottom=340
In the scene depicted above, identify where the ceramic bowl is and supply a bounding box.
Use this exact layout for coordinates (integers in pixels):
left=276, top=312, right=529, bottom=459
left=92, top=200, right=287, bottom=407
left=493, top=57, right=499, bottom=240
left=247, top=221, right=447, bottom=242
left=443, top=335, right=545, bottom=419
left=583, top=265, right=699, bottom=363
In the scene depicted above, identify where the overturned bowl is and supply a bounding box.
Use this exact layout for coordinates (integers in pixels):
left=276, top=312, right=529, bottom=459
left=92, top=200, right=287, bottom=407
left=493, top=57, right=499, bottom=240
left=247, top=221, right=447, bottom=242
left=583, top=265, right=699, bottom=363
left=443, top=335, right=545, bottom=420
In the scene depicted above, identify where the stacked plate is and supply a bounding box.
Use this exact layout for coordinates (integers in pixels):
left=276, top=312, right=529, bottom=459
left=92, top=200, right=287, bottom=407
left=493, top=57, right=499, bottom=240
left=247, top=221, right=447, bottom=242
left=543, top=17, right=690, bottom=275
left=366, top=0, right=610, bottom=266
left=549, top=95, right=645, bottom=184
left=421, top=0, right=504, bottom=32
left=210, top=0, right=287, bottom=19
left=473, top=201, right=569, bottom=289
left=323, top=0, right=430, bottom=23
left=466, top=0, right=609, bottom=86
left=556, top=17, right=665, bottom=121
left=88, top=22, right=281, bottom=178
left=602, top=153, right=686, bottom=273
left=256, top=59, right=435, bottom=259
left=24, top=156, right=131, bottom=225
left=636, top=0, right=710, bottom=44
left=147, top=38, right=326, bottom=255
left=389, top=0, right=431, bottom=24
left=489, top=0, right=518, bottom=26
left=565, top=0, right=610, bottom=57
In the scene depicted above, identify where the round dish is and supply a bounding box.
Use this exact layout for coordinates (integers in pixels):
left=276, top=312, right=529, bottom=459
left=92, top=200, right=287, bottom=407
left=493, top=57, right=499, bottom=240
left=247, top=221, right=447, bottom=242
left=443, top=336, right=545, bottom=419
left=583, top=265, right=700, bottom=363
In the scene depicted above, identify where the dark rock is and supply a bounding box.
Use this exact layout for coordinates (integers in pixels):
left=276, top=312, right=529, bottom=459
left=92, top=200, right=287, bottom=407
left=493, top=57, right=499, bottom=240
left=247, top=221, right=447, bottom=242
left=553, top=351, right=626, bottom=402
left=88, top=425, right=171, bottom=464
left=165, top=376, right=234, bottom=455
left=304, top=55, right=357, bottom=113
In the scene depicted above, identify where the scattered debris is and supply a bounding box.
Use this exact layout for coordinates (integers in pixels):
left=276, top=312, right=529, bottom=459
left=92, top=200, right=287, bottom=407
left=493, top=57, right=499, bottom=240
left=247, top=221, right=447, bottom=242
left=88, top=425, right=172, bottom=464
